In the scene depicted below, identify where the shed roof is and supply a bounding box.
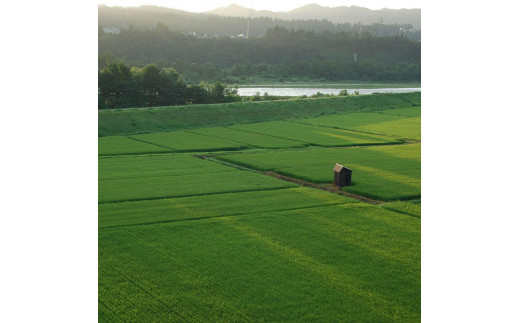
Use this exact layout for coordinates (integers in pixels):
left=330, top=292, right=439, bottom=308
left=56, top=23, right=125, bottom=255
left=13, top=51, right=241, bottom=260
left=333, top=164, right=346, bottom=172
left=333, top=164, right=351, bottom=172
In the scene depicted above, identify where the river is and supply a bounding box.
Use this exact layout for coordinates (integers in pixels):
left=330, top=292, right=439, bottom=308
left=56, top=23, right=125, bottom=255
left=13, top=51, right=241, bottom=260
left=237, top=87, right=421, bottom=97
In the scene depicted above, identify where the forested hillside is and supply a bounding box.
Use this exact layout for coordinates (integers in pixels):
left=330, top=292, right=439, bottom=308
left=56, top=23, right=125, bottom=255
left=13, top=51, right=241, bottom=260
left=98, top=5, right=421, bottom=40
left=99, top=25, right=420, bottom=83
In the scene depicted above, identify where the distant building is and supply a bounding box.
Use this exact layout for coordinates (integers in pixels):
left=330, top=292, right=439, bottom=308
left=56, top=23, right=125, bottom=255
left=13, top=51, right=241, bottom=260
left=102, top=27, right=120, bottom=34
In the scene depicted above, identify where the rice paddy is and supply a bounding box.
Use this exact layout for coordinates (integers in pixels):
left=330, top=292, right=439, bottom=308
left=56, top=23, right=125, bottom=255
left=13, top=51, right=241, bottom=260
left=98, top=94, right=421, bottom=321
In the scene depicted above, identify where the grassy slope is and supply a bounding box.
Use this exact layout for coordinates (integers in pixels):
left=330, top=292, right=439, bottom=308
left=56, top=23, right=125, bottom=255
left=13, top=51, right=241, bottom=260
left=98, top=92, right=420, bottom=137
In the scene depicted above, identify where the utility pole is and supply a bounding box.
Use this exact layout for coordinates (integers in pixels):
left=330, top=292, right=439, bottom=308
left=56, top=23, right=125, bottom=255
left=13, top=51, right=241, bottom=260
left=379, top=16, right=383, bottom=37
left=246, top=20, right=250, bottom=39
left=354, top=52, right=358, bottom=62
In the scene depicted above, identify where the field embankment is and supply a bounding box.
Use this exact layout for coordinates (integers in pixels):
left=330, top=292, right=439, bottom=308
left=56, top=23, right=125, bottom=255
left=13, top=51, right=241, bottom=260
left=98, top=92, right=420, bottom=137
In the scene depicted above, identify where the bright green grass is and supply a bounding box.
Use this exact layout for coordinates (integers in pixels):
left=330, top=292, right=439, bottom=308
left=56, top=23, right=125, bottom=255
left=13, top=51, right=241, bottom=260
left=99, top=187, right=358, bottom=228
left=230, top=121, right=399, bottom=147
left=130, top=131, right=248, bottom=152
left=377, top=106, right=421, bottom=117
left=297, top=111, right=421, bottom=140
left=98, top=136, right=173, bottom=156
left=218, top=144, right=420, bottom=201
left=99, top=203, right=420, bottom=321
left=99, top=154, right=236, bottom=181
left=189, top=127, right=307, bottom=149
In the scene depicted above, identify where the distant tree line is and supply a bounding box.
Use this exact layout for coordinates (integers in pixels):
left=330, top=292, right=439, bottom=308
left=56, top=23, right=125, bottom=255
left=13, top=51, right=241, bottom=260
left=99, top=25, right=420, bottom=83
left=98, top=62, right=240, bottom=109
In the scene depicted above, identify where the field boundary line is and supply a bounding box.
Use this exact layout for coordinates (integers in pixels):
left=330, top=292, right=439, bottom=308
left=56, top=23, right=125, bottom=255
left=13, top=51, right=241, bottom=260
left=127, top=136, right=250, bottom=153
left=98, top=186, right=294, bottom=205
left=99, top=202, right=354, bottom=229
left=203, top=157, right=264, bottom=173
left=98, top=150, right=175, bottom=157
left=206, top=142, right=416, bottom=160
left=98, top=152, right=180, bottom=159
left=126, top=136, right=177, bottom=151
left=225, top=126, right=312, bottom=145
left=184, top=129, right=265, bottom=149
left=99, top=167, right=238, bottom=182
left=380, top=206, right=421, bottom=218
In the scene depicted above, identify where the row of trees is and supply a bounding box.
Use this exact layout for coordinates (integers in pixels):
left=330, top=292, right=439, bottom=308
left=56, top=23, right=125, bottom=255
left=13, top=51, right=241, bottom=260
left=99, top=56, right=420, bottom=84
left=98, top=62, right=239, bottom=109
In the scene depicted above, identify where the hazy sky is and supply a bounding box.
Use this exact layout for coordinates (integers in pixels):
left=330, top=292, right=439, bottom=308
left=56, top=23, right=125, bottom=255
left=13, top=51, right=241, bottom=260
left=99, top=0, right=420, bottom=12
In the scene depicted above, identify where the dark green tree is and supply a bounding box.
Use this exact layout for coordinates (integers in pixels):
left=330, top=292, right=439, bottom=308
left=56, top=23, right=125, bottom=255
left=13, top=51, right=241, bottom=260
left=211, top=82, right=226, bottom=103
left=159, top=67, right=187, bottom=106
left=98, top=62, right=143, bottom=109
left=186, top=82, right=211, bottom=104
left=141, top=64, right=164, bottom=106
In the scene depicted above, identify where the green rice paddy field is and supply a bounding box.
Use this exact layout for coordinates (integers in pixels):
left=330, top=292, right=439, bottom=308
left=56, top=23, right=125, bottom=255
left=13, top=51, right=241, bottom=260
left=218, top=144, right=420, bottom=201
left=98, top=93, right=421, bottom=321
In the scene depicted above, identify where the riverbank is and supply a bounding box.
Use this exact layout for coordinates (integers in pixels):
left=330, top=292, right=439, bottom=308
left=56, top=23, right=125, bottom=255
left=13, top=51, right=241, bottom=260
left=238, top=87, right=421, bottom=97
left=99, top=92, right=420, bottom=137
left=237, top=81, right=421, bottom=89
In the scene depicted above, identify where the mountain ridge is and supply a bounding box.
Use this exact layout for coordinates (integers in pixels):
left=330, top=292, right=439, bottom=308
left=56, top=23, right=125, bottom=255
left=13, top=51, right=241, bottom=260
left=205, top=3, right=420, bottom=27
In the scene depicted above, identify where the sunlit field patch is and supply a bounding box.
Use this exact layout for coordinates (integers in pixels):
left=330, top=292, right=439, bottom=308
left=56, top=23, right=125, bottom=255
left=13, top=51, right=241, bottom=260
left=218, top=144, right=420, bottom=201
left=296, top=109, right=420, bottom=140
left=230, top=121, right=398, bottom=147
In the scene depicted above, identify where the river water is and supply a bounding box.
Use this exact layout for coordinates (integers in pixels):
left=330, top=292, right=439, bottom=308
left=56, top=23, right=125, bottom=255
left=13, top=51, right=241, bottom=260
left=237, top=87, right=421, bottom=97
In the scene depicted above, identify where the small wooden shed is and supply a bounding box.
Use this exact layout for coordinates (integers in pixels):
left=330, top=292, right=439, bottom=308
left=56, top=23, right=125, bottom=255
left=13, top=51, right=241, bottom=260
left=333, top=164, right=352, bottom=187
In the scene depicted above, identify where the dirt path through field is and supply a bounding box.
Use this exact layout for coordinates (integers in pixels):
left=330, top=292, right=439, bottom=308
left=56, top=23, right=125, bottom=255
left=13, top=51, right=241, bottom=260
left=205, top=157, right=384, bottom=204
left=262, top=171, right=384, bottom=205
